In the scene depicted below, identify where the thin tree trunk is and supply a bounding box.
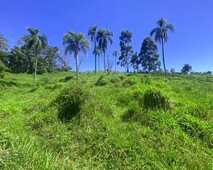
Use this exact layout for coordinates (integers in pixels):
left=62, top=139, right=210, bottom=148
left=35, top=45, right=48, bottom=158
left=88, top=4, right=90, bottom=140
left=127, top=55, right=129, bottom=73
left=75, top=52, right=79, bottom=79
left=94, top=41, right=97, bottom=73
left=115, top=56, right=117, bottom=72
left=33, top=50, right=38, bottom=86
left=161, top=38, right=167, bottom=76
left=98, top=56, right=100, bottom=71
left=104, top=52, right=106, bottom=72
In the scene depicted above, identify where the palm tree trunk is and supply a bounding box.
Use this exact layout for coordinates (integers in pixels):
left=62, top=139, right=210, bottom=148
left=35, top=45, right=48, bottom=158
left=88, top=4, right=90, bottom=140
left=98, top=56, right=100, bottom=71
left=75, top=51, right=79, bottom=79
left=104, top=52, right=106, bottom=72
left=33, top=50, right=38, bottom=86
left=94, top=42, right=97, bottom=73
left=161, top=38, right=167, bottom=76
left=115, top=56, right=117, bottom=72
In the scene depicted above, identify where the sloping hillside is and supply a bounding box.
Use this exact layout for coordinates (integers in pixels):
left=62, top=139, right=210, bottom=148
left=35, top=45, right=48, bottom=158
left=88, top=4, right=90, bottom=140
left=0, top=72, right=212, bottom=169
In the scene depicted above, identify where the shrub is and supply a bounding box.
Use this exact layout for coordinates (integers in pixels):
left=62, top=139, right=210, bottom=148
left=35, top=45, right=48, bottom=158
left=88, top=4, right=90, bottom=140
left=143, top=88, right=171, bottom=110
left=110, top=77, right=120, bottom=84
left=122, top=102, right=142, bottom=122
left=95, top=76, right=108, bottom=86
left=118, top=75, right=125, bottom=81
left=178, top=115, right=213, bottom=148
left=60, top=76, right=74, bottom=82
left=0, top=61, right=6, bottom=78
left=141, top=76, right=151, bottom=85
left=55, top=84, right=89, bottom=122
left=122, top=77, right=137, bottom=87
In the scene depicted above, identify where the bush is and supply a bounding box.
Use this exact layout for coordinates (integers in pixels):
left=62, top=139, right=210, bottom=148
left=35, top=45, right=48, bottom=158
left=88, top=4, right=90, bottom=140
left=178, top=115, right=213, bottom=148
left=0, top=61, right=6, bottom=78
left=95, top=76, right=108, bottom=86
left=143, top=88, right=171, bottom=110
left=110, top=77, right=120, bottom=84
left=55, top=84, right=89, bottom=122
left=122, top=77, right=137, bottom=87
left=122, top=102, right=142, bottom=122
left=141, top=76, right=151, bottom=85
left=60, top=76, right=74, bottom=82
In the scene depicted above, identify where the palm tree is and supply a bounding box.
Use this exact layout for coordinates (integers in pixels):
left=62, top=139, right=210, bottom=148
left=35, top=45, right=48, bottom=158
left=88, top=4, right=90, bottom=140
left=150, top=18, right=174, bottom=76
left=93, top=46, right=102, bottom=71
left=63, top=31, right=90, bottom=79
left=88, top=24, right=98, bottom=73
left=112, top=50, right=120, bottom=72
left=24, top=28, right=47, bottom=85
left=96, top=29, right=113, bottom=71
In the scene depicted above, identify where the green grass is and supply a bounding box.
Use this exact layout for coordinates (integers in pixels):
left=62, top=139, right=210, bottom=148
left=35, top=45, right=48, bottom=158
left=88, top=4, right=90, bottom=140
left=0, top=72, right=213, bottom=169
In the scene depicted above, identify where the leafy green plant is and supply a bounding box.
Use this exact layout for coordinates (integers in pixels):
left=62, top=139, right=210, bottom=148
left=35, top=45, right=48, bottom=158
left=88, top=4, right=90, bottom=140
left=60, top=75, right=74, bottom=82
left=95, top=75, right=108, bottom=86
left=122, top=102, right=142, bottom=121
left=0, top=61, right=6, bottom=78
left=122, top=77, right=137, bottom=87
left=55, top=84, right=89, bottom=122
left=143, top=88, right=171, bottom=110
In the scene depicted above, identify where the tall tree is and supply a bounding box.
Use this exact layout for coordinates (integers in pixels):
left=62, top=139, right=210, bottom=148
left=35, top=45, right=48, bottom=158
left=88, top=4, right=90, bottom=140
left=96, top=29, right=113, bottom=71
left=150, top=18, right=174, bottom=76
left=8, top=46, right=27, bottom=73
left=23, top=28, right=47, bottom=85
left=130, top=52, right=140, bottom=73
left=139, top=37, right=161, bottom=72
left=181, top=64, right=192, bottom=74
left=0, top=33, right=8, bottom=52
left=118, top=30, right=133, bottom=73
left=63, top=31, right=90, bottom=79
left=112, top=50, right=120, bottom=72
left=93, top=46, right=102, bottom=71
left=88, top=24, right=98, bottom=73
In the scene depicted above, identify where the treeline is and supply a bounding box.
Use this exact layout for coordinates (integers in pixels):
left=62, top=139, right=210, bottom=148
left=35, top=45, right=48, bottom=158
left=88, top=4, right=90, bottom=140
left=0, top=18, right=212, bottom=83
left=0, top=30, right=70, bottom=76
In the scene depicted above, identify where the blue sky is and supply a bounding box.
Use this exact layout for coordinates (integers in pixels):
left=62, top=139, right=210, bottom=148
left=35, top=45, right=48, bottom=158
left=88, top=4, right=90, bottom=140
left=1, top=0, right=213, bottom=72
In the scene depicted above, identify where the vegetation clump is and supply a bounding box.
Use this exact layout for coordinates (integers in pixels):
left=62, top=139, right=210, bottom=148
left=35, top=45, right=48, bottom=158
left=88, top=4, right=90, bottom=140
left=59, top=75, right=73, bottom=82
left=55, top=84, right=89, bottom=122
left=122, top=102, right=142, bottom=121
left=0, top=61, right=6, bottom=78
left=95, top=75, right=108, bottom=86
left=143, top=88, right=171, bottom=110
left=122, top=77, right=137, bottom=87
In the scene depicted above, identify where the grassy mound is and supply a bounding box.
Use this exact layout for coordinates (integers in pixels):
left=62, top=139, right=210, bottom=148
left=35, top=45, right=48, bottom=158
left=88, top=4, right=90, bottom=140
left=55, top=84, right=89, bottom=122
left=0, top=72, right=212, bottom=169
left=143, top=88, right=171, bottom=110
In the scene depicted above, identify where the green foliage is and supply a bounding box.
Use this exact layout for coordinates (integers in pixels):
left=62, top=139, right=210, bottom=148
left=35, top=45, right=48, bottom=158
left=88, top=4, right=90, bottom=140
left=63, top=31, right=90, bottom=79
left=0, top=72, right=213, bottom=169
left=150, top=18, right=175, bottom=75
left=0, top=61, right=6, bottom=78
left=178, top=115, right=213, bottom=148
left=0, top=33, right=8, bottom=52
left=130, top=52, right=140, bottom=72
left=118, top=30, right=133, bottom=72
left=59, top=75, right=74, bottom=82
left=181, top=64, right=192, bottom=74
left=122, top=76, right=137, bottom=87
left=143, top=88, right=171, bottom=110
left=95, top=75, right=108, bottom=86
left=88, top=24, right=98, bottom=72
left=96, top=29, right=113, bottom=71
left=55, top=84, right=89, bottom=122
left=139, top=37, right=160, bottom=72
left=122, top=102, right=142, bottom=121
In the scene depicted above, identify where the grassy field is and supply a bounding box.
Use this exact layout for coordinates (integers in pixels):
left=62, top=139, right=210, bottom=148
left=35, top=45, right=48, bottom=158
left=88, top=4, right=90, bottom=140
left=0, top=72, right=212, bottom=169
